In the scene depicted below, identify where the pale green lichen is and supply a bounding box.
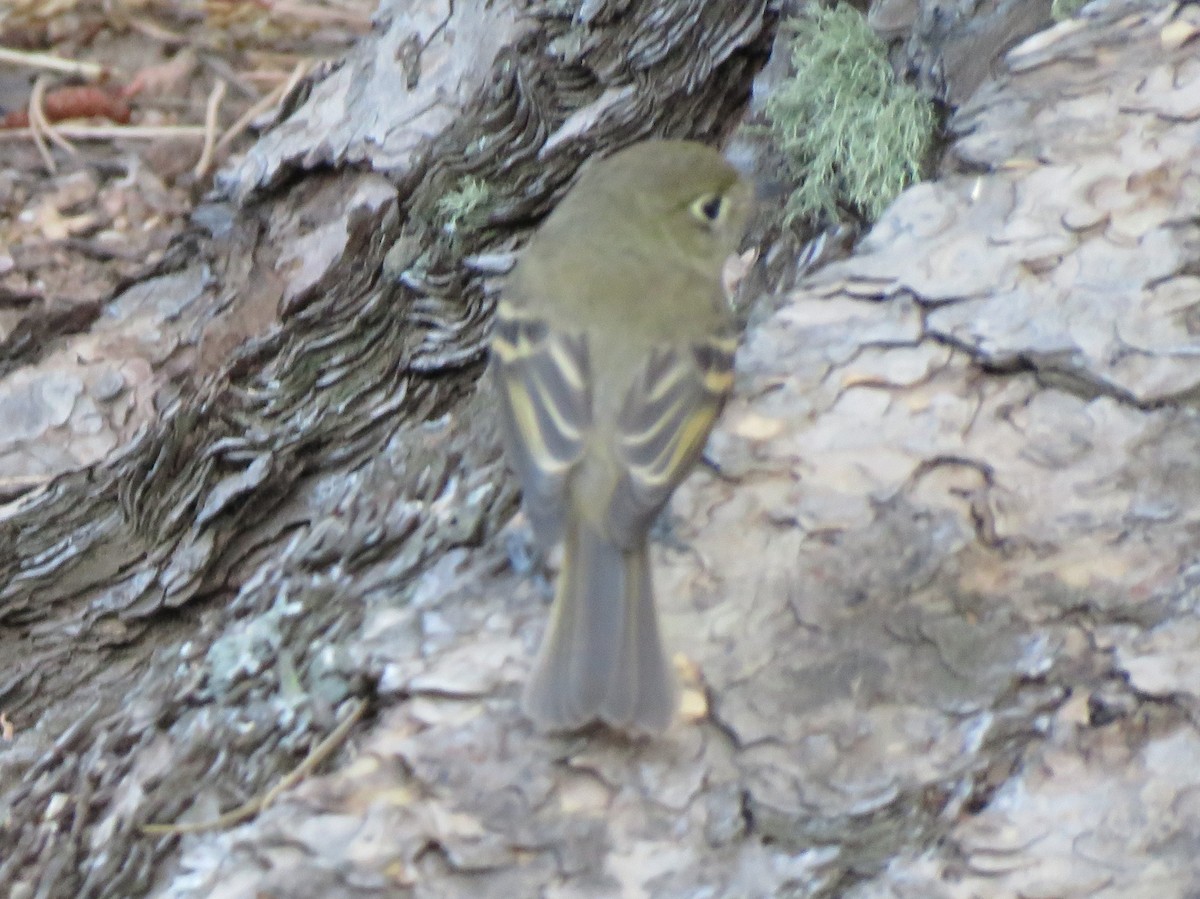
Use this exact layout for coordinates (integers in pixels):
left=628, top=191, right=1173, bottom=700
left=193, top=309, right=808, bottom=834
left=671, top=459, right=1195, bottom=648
left=764, top=4, right=936, bottom=225
left=435, top=176, right=492, bottom=238
left=1052, top=0, right=1088, bottom=20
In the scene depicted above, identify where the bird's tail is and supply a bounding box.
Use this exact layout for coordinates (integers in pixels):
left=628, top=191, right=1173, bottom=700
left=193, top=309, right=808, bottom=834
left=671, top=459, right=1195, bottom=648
left=522, top=516, right=677, bottom=734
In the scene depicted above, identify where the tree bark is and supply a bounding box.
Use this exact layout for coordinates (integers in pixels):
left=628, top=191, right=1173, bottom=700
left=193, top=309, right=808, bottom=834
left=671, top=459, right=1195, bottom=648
left=0, top=1, right=770, bottom=893
left=5, top=1, right=1200, bottom=898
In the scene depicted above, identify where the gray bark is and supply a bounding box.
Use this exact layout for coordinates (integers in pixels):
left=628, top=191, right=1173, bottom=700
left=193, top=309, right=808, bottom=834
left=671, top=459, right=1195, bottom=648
left=0, top=1, right=769, bottom=894
left=5, top=1, right=1200, bottom=898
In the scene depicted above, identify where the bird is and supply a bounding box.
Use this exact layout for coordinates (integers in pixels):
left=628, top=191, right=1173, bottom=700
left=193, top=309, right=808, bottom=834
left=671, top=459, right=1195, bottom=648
left=490, top=138, right=751, bottom=733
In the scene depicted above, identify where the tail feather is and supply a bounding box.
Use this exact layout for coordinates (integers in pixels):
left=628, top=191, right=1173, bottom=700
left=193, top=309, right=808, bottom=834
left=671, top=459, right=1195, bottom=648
left=522, top=518, right=677, bottom=733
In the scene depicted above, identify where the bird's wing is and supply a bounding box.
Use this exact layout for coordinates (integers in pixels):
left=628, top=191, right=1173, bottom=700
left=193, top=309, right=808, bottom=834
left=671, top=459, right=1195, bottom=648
left=490, top=299, right=591, bottom=543
left=606, top=333, right=737, bottom=547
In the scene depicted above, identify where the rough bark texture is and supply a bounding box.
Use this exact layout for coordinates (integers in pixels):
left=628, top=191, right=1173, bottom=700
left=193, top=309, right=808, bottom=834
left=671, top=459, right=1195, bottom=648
left=4, top=0, right=1200, bottom=897
left=869, top=0, right=1056, bottom=104
left=0, top=0, right=770, bottom=894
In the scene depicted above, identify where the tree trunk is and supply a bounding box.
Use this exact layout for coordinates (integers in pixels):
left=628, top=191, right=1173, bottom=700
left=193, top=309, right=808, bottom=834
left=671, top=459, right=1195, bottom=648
left=0, top=1, right=770, bottom=893
left=5, top=1, right=1200, bottom=898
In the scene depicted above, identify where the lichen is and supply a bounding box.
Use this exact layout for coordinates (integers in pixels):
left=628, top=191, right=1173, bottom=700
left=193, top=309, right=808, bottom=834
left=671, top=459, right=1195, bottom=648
left=763, top=4, right=936, bottom=225
left=1052, top=0, right=1089, bottom=20
left=435, top=176, right=493, bottom=239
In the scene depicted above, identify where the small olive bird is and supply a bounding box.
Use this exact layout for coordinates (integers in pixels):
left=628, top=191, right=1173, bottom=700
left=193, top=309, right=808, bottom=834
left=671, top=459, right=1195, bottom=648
left=490, top=139, right=751, bottom=733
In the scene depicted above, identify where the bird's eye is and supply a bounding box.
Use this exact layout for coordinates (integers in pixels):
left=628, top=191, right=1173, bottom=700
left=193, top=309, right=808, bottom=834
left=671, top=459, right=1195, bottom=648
left=691, top=193, right=724, bottom=224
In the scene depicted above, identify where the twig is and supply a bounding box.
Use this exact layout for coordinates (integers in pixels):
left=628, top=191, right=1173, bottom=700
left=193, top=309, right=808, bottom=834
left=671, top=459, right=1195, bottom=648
left=199, top=53, right=261, bottom=101
left=140, top=698, right=367, bottom=836
left=31, top=79, right=83, bottom=159
left=0, top=47, right=107, bottom=81
left=193, top=79, right=228, bottom=179
left=215, top=60, right=310, bottom=155
left=268, top=1, right=373, bottom=30
left=0, top=125, right=208, bottom=140
left=241, top=69, right=300, bottom=85
left=27, top=76, right=57, bottom=174
left=123, top=16, right=190, bottom=46
left=2, top=85, right=132, bottom=128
